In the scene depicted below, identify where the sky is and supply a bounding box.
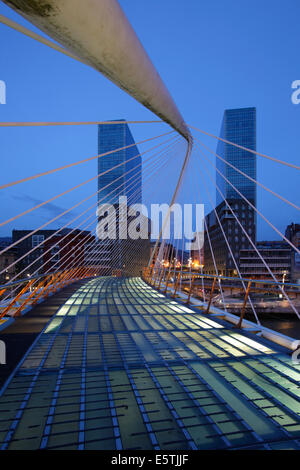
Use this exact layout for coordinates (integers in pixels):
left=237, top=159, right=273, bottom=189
left=0, top=0, right=299, bottom=242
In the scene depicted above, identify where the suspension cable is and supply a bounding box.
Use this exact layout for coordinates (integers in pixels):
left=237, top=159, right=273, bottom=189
left=42, top=141, right=177, bottom=278
left=51, top=144, right=175, bottom=279
left=194, top=143, right=300, bottom=319
left=0, top=130, right=174, bottom=191
left=0, top=120, right=162, bottom=127
left=2, top=140, right=179, bottom=298
left=1, top=143, right=173, bottom=302
left=189, top=124, right=300, bottom=170
left=0, top=135, right=177, bottom=263
left=194, top=136, right=300, bottom=211
left=192, top=150, right=259, bottom=323
left=194, top=142, right=299, bottom=254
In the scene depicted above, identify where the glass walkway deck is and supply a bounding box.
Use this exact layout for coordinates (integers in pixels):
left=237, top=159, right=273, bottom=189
left=0, top=277, right=300, bottom=450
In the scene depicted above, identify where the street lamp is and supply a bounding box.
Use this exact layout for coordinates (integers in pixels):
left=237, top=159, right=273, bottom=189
left=282, top=270, right=287, bottom=284
left=279, top=271, right=288, bottom=299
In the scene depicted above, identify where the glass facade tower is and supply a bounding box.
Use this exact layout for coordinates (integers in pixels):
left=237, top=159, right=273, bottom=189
left=216, top=107, right=256, bottom=206
left=204, top=107, right=257, bottom=276
left=97, top=121, right=148, bottom=277
left=98, top=120, right=142, bottom=205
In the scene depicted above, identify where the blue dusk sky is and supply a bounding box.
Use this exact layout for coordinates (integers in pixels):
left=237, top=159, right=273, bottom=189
left=0, top=0, right=299, bottom=242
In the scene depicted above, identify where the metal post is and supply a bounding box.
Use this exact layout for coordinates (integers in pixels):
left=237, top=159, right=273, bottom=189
left=157, top=268, right=165, bottom=290
left=186, top=274, right=195, bottom=304
left=45, top=271, right=69, bottom=297
left=144, top=267, right=151, bottom=282
left=84, top=267, right=92, bottom=278
left=80, top=267, right=89, bottom=280
left=61, top=268, right=78, bottom=288
left=205, top=277, right=217, bottom=314
left=75, top=266, right=85, bottom=280
left=153, top=267, right=160, bottom=287
left=163, top=270, right=172, bottom=294
left=237, top=281, right=252, bottom=328
left=144, top=266, right=149, bottom=281
left=31, top=272, right=60, bottom=306
left=13, top=275, right=51, bottom=317
left=0, top=288, right=6, bottom=300
left=0, top=279, right=35, bottom=319
left=53, top=269, right=78, bottom=292
left=172, top=272, right=181, bottom=298
left=66, top=267, right=81, bottom=285
left=82, top=267, right=90, bottom=279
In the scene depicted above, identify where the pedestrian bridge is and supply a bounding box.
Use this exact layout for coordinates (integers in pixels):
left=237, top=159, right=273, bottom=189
left=0, top=277, right=299, bottom=450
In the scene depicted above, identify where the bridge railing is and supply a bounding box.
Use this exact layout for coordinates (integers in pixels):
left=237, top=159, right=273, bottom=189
left=142, top=267, right=300, bottom=329
left=0, top=266, right=100, bottom=320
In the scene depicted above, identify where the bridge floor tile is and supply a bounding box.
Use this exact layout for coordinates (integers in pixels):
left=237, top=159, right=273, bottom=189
left=0, top=276, right=299, bottom=450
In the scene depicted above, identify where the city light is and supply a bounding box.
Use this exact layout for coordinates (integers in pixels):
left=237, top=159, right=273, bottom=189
left=0, top=0, right=298, bottom=453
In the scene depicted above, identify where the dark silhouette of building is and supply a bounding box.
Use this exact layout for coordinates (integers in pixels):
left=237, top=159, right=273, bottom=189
left=285, top=222, right=300, bottom=283
left=0, top=238, right=17, bottom=283
left=12, top=229, right=57, bottom=276
left=12, top=229, right=95, bottom=277
left=239, top=241, right=291, bottom=281
left=43, top=229, right=94, bottom=273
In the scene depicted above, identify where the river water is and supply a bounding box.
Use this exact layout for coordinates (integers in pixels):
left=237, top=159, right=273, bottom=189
left=261, top=318, right=300, bottom=339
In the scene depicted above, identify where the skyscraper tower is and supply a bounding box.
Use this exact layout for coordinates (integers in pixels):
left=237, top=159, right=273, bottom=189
left=216, top=107, right=256, bottom=205
left=204, top=107, right=257, bottom=277
left=97, top=120, right=148, bottom=276
left=98, top=120, right=142, bottom=205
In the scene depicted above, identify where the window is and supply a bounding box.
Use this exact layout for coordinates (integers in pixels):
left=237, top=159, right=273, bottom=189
left=32, top=235, right=44, bottom=248
left=51, top=245, right=60, bottom=262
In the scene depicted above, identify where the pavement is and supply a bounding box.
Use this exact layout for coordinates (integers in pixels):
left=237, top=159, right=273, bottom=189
left=0, top=281, right=87, bottom=390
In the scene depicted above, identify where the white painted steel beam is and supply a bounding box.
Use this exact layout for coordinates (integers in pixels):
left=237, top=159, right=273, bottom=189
left=3, top=0, right=191, bottom=141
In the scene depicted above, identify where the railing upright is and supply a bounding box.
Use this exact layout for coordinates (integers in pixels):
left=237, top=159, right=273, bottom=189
left=172, top=272, right=181, bottom=298
left=157, top=269, right=165, bottom=289
left=163, top=270, right=171, bottom=294
left=13, top=275, right=51, bottom=317
left=186, top=274, right=195, bottom=304
left=0, top=279, right=35, bottom=319
left=205, top=277, right=217, bottom=314
left=236, top=280, right=252, bottom=328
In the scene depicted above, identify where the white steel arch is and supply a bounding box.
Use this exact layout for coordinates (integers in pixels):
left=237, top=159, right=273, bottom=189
left=3, top=0, right=191, bottom=142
